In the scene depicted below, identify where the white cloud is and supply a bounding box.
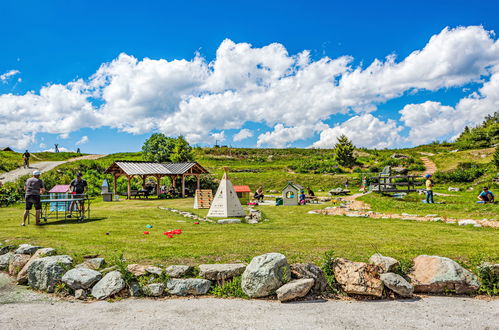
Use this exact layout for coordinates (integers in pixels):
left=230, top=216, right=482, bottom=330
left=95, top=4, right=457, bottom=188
left=211, top=131, right=225, bottom=143
left=39, top=143, right=46, bottom=149
left=76, top=136, right=89, bottom=145
left=0, top=26, right=499, bottom=149
left=233, top=128, right=253, bottom=142
left=312, top=114, right=403, bottom=149
left=0, top=70, right=20, bottom=83
left=43, top=146, right=73, bottom=152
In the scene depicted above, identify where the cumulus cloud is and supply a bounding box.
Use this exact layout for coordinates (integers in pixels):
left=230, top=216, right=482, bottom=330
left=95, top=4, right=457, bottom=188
left=0, top=70, right=20, bottom=83
left=76, top=136, right=89, bottom=145
left=233, top=128, right=253, bottom=142
left=1, top=26, right=499, bottom=149
left=211, top=131, right=225, bottom=143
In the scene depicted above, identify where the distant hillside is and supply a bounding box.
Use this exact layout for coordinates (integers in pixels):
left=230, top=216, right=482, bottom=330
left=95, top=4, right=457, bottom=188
left=455, top=111, right=499, bottom=149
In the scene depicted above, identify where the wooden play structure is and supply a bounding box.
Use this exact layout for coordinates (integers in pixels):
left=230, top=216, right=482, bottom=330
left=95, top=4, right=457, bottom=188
left=193, top=189, right=213, bottom=209
left=105, top=161, right=209, bottom=199
left=371, top=166, right=423, bottom=193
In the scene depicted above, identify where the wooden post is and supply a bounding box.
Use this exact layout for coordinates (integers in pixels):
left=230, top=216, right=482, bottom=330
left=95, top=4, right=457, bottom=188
left=196, top=175, right=201, bottom=190
left=156, top=175, right=161, bottom=197
left=172, top=175, right=176, bottom=188
left=113, top=174, right=117, bottom=194
left=181, top=174, right=185, bottom=198
left=127, top=175, right=131, bottom=200
left=142, top=175, right=146, bottom=189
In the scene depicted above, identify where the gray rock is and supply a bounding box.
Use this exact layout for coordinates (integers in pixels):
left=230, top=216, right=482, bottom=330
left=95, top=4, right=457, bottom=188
left=217, top=219, right=241, bottom=224
left=62, top=268, right=102, bottom=290
left=332, top=258, right=384, bottom=297
left=369, top=254, right=400, bottom=273
left=143, top=283, right=165, bottom=297
left=27, top=255, right=73, bottom=292
left=74, top=289, right=87, bottom=300
left=290, top=263, right=328, bottom=293
left=15, top=244, right=42, bottom=255
left=167, top=278, right=211, bottom=296
left=129, top=281, right=142, bottom=297
left=75, top=258, right=105, bottom=270
left=409, top=255, right=479, bottom=294
left=241, top=253, right=291, bottom=298
left=146, top=266, right=163, bottom=276
left=458, top=219, right=477, bottom=226
left=127, top=264, right=163, bottom=277
left=9, top=254, right=31, bottom=276
left=199, top=264, right=246, bottom=281
left=165, top=265, right=193, bottom=278
left=479, top=262, right=499, bottom=276
left=91, top=271, right=125, bottom=299
left=380, top=272, right=414, bottom=297
left=0, top=245, right=14, bottom=255
left=448, top=187, right=460, bottom=192
left=0, top=252, right=14, bottom=270
left=17, top=247, right=57, bottom=284
left=276, top=278, right=315, bottom=302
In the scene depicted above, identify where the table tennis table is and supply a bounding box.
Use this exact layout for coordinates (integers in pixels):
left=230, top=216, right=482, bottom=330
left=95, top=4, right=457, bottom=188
left=25, top=194, right=91, bottom=224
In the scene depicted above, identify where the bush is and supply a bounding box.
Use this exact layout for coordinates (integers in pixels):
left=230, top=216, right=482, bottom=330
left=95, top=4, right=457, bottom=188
left=476, top=264, right=499, bottom=296
left=209, top=276, right=248, bottom=298
left=0, top=182, right=22, bottom=207
left=434, top=162, right=486, bottom=182
left=320, top=250, right=339, bottom=293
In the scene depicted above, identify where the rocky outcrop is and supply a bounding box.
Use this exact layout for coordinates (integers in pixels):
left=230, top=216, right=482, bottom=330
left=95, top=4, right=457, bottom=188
left=27, top=255, right=73, bottom=292
left=8, top=254, right=31, bottom=276
left=17, top=248, right=57, bottom=284
left=143, top=283, right=165, bottom=297
left=332, top=258, right=384, bottom=297
left=15, top=244, right=42, bottom=255
left=290, top=263, right=327, bottom=293
left=276, top=279, right=315, bottom=302
left=241, top=253, right=291, bottom=298
left=167, top=279, right=211, bottom=296
left=91, top=271, right=125, bottom=299
left=62, top=268, right=102, bottom=290
left=199, top=264, right=246, bottom=281
left=380, top=272, right=414, bottom=297
left=165, top=265, right=193, bottom=278
left=409, top=255, right=479, bottom=294
left=369, top=254, right=400, bottom=273
left=0, top=252, right=14, bottom=270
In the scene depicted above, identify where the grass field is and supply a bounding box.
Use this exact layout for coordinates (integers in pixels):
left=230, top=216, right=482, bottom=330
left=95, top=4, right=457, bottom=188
left=0, top=197, right=497, bottom=268
left=0, top=151, right=82, bottom=174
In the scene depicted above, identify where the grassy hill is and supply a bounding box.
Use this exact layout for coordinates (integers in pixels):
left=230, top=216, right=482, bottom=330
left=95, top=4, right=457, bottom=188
left=0, top=151, right=82, bottom=173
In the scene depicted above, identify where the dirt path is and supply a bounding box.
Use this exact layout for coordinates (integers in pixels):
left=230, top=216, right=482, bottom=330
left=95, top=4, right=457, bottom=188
left=0, top=272, right=496, bottom=330
left=0, top=154, right=105, bottom=183
left=420, top=156, right=437, bottom=175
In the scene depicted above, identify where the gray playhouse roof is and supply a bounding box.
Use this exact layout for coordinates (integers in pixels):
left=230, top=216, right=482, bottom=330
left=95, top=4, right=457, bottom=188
left=282, top=182, right=304, bottom=191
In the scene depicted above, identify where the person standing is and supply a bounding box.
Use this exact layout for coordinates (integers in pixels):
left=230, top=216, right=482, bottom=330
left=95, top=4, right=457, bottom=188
left=425, top=174, right=434, bottom=204
left=69, top=172, right=88, bottom=219
left=22, top=150, right=31, bottom=168
left=344, top=179, right=349, bottom=190
left=22, top=170, right=45, bottom=226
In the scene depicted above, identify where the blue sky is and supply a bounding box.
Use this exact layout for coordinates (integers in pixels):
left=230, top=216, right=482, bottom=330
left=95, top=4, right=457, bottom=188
left=1, top=0, right=499, bottom=153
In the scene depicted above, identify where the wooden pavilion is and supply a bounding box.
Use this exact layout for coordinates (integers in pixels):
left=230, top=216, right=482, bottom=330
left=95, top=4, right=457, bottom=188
left=104, top=161, right=209, bottom=199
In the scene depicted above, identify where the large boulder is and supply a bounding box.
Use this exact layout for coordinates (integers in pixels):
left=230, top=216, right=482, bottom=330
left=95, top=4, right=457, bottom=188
left=17, top=248, right=57, bottom=284
left=290, top=263, right=328, bottom=293
left=15, top=244, right=42, bottom=255
left=276, top=279, right=315, bottom=302
left=332, top=258, right=384, bottom=297
left=380, top=273, right=414, bottom=297
left=199, top=264, right=246, bottom=281
left=165, top=265, right=193, bottom=278
left=369, top=254, right=400, bottom=273
left=143, top=283, right=165, bottom=297
left=75, top=258, right=105, bottom=270
left=241, top=253, right=291, bottom=298
left=167, top=279, right=211, bottom=296
left=62, top=268, right=102, bottom=290
left=91, top=271, right=125, bottom=299
left=0, top=252, right=14, bottom=270
left=9, top=254, right=31, bottom=276
left=0, top=245, right=14, bottom=255
left=409, top=255, right=479, bottom=294
left=27, top=255, right=73, bottom=292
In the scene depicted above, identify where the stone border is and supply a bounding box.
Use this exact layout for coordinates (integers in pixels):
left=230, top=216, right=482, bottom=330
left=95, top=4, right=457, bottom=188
left=0, top=243, right=496, bottom=302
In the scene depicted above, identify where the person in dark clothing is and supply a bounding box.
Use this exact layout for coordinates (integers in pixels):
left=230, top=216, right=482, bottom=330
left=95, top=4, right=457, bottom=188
left=69, top=172, right=88, bottom=219
left=22, top=170, right=45, bottom=226
left=307, top=187, right=315, bottom=196
left=22, top=150, right=31, bottom=168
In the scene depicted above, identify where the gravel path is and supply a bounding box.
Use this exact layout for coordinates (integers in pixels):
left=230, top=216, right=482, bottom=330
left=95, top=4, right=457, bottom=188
left=0, top=274, right=497, bottom=330
left=0, top=155, right=104, bottom=183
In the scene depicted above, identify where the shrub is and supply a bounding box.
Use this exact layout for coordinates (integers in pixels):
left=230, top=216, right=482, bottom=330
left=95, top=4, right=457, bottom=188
left=209, top=276, right=248, bottom=298
left=320, top=250, right=339, bottom=293
left=433, top=162, right=486, bottom=182
left=476, top=264, right=498, bottom=296
left=0, top=182, right=22, bottom=207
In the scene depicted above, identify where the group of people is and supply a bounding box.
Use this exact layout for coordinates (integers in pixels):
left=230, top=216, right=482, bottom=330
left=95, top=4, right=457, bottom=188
left=22, top=171, right=88, bottom=226
left=425, top=173, right=494, bottom=204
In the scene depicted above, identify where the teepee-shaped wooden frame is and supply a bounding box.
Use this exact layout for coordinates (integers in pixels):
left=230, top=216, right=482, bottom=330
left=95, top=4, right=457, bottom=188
left=207, top=167, right=246, bottom=217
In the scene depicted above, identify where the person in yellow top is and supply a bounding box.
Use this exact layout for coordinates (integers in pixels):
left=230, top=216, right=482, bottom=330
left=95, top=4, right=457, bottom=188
left=425, top=174, right=434, bottom=204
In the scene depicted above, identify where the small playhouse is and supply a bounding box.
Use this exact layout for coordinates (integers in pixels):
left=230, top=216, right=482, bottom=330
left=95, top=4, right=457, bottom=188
left=281, top=182, right=304, bottom=206
left=233, top=185, right=251, bottom=205
left=48, top=185, right=71, bottom=211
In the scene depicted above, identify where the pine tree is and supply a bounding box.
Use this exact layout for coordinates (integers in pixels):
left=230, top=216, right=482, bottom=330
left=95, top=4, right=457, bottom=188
left=333, top=135, right=356, bottom=167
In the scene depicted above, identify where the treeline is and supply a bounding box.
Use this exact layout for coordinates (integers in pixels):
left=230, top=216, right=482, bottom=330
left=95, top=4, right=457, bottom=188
left=455, top=111, right=499, bottom=149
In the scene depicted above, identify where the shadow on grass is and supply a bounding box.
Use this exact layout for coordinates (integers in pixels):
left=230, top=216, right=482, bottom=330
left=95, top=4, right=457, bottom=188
left=38, top=217, right=107, bottom=226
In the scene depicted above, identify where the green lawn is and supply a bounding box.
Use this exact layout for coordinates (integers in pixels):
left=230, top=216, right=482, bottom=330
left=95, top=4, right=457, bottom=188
left=0, top=197, right=497, bottom=268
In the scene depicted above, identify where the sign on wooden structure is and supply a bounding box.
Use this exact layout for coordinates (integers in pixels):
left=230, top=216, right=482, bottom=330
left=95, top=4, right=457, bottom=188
left=193, top=189, right=213, bottom=209
left=207, top=168, right=245, bottom=217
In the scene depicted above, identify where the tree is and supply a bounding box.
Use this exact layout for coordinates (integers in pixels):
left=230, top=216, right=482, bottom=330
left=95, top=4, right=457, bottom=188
left=333, top=135, right=356, bottom=167
left=493, top=147, right=499, bottom=170
left=142, top=134, right=194, bottom=163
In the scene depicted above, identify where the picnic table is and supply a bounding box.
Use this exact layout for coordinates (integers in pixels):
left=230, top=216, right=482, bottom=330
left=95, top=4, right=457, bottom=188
left=329, top=188, right=351, bottom=196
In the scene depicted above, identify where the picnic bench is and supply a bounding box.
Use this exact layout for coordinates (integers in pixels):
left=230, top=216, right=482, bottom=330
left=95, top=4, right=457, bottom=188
left=329, top=188, right=351, bottom=196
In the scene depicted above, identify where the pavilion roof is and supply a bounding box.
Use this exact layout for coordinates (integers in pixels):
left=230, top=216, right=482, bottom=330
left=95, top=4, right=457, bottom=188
left=104, top=161, right=209, bottom=176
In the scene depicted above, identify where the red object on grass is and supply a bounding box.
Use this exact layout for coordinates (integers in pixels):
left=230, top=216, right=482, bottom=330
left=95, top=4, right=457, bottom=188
left=143, top=231, right=149, bottom=235
left=194, top=222, right=199, bottom=224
